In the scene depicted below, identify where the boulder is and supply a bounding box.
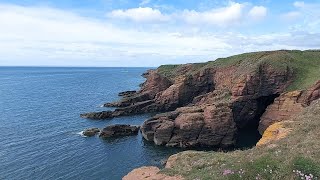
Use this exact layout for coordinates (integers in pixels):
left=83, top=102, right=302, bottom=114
left=99, top=125, right=140, bottom=139
left=122, top=166, right=183, bottom=180
left=141, top=103, right=237, bottom=148
left=83, top=128, right=100, bottom=137
left=257, top=122, right=292, bottom=146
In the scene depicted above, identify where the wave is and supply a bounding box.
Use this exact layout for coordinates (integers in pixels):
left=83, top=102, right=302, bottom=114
left=76, top=131, right=87, bottom=137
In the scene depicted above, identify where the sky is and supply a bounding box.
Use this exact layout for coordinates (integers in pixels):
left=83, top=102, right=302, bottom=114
left=0, top=0, right=319, bottom=67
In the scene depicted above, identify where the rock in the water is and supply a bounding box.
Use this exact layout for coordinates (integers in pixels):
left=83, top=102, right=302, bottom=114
left=99, top=125, right=140, bottom=139
left=118, top=90, right=137, bottom=97
left=80, top=111, right=113, bottom=120
left=83, top=128, right=100, bottom=137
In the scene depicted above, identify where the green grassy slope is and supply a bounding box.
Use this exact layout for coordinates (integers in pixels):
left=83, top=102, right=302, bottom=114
left=157, top=50, right=320, bottom=91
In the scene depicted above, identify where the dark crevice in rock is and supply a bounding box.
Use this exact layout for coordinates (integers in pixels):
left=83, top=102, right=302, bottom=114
left=236, top=94, right=280, bottom=149
left=194, top=122, right=205, bottom=145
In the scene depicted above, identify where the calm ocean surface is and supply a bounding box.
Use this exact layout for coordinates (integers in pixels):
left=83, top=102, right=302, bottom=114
left=0, top=67, right=181, bottom=180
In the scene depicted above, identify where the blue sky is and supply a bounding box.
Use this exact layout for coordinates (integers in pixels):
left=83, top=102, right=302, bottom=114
left=0, top=0, right=319, bottom=67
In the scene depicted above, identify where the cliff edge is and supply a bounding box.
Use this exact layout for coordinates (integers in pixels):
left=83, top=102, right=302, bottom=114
left=82, top=50, right=320, bottom=149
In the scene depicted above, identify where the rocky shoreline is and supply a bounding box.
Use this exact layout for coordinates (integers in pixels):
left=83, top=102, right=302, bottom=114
left=79, top=50, right=320, bottom=179
left=81, top=50, right=320, bottom=148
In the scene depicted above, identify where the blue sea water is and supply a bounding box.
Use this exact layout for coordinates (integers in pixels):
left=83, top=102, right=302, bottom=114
left=0, top=67, right=181, bottom=180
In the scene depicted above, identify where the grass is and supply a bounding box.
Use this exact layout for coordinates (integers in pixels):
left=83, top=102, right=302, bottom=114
left=156, top=50, right=320, bottom=91
left=161, top=99, right=320, bottom=180
left=292, top=156, right=320, bottom=177
left=157, top=64, right=181, bottom=78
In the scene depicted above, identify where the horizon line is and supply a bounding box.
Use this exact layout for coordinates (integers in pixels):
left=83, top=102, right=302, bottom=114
left=0, top=65, right=157, bottom=68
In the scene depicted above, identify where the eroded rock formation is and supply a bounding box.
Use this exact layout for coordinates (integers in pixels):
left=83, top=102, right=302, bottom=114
left=81, top=50, right=320, bottom=148
left=258, top=81, right=320, bottom=134
left=83, top=128, right=100, bottom=137
left=99, top=125, right=140, bottom=139
left=122, top=166, right=183, bottom=180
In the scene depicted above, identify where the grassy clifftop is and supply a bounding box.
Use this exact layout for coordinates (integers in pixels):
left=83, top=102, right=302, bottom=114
left=162, top=99, right=320, bottom=180
left=157, top=50, right=320, bottom=91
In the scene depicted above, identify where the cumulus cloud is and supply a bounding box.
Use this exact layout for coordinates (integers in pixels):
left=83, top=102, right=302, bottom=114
left=248, top=6, right=267, bottom=21
left=0, top=3, right=319, bottom=67
left=180, top=2, right=244, bottom=27
left=107, top=7, right=169, bottom=22
left=107, top=3, right=267, bottom=27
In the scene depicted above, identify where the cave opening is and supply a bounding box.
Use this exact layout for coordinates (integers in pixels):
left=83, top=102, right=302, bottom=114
left=235, top=94, right=280, bottom=149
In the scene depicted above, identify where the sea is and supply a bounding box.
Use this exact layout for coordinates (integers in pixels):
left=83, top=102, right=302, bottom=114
left=0, top=67, right=181, bottom=180
left=0, top=67, right=262, bottom=180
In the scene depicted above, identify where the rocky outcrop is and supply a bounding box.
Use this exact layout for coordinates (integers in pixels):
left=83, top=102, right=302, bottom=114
left=302, top=80, right=320, bottom=105
left=258, top=91, right=304, bottom=134
left=118, top=90, right=137, bottom=97
left=137, top=59, right=295, bottom=147
left=80, top=111, right=113, bottom=120
left=140, top=70, right=173, bottom=98
left=82, top=50, right=320, bottom=148
left=83, top=128, right=100, bottom=137
left=258, top=81, right=320, bottom=134
left=122, top=166, right=183, bottom=180
left=141, top=102, right=237, bottom=147
left=99, top=125, right=140, bottom=139
left=123, top=153, right=182, bottom=180
left=257, top=122, right=292, bottom=146
left=118, top=50, right=320, bottom=179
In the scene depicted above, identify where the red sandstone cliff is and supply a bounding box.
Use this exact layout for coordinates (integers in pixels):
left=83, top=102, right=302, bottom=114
left=81, top=50, right=320, bottom=148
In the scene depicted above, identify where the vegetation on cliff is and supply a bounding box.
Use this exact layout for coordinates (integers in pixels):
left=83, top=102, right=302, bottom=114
left=157, top=50, right=320, bottom=91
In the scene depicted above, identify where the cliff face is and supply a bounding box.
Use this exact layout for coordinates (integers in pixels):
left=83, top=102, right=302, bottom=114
left=82, top=50, right=320, bottom=148
left=128, top=99, right=320, bottom=180
left=258, top=80, right=320, bottom=134
left=139, top=57, right=296, bottom=147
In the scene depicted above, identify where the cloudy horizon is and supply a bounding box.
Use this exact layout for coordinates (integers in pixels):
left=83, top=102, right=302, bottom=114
left=0, top=0, right=319, bottom=67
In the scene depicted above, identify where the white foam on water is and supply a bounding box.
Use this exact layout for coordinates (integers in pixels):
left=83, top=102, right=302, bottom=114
left=76, top=131, right=87, bottom=137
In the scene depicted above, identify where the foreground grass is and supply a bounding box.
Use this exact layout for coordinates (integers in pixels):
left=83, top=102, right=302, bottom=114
left=162, top=99, right=320, bottom=180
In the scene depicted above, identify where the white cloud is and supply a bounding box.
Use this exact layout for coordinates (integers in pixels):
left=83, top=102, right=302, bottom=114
left=281, top=1, right=320, bottom=31
left=139, top=0, right=151, bottom=6
left=180, top=2, right=244, bottom=27
left=107, top=3, right=267, bottom=27
left=107, top=7, right=169, bottom=22
left=248, top=6, right=267, bottom=21
left=0, top=3, right=319, bottom=67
